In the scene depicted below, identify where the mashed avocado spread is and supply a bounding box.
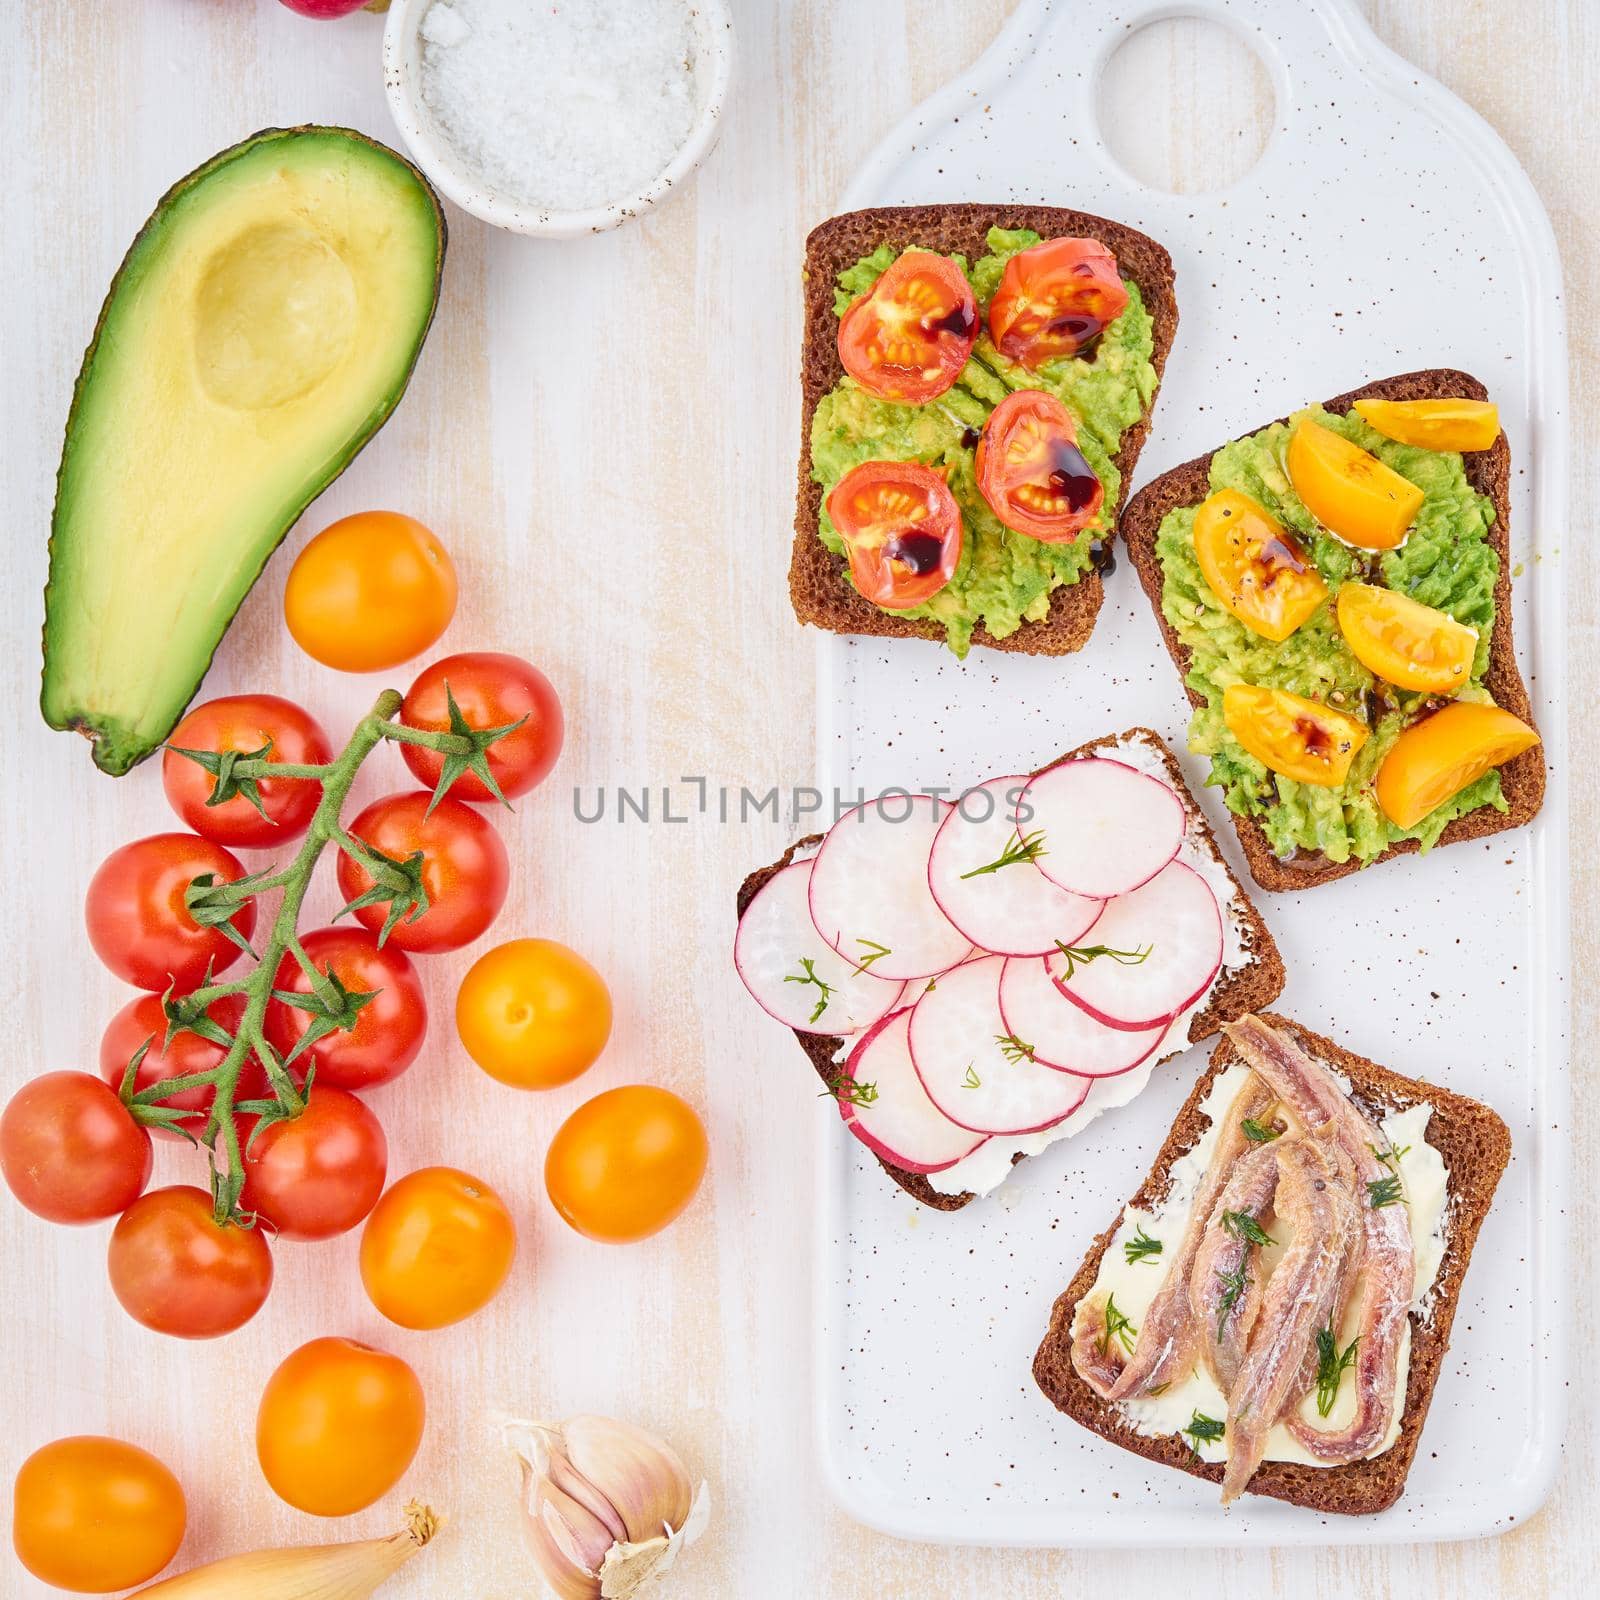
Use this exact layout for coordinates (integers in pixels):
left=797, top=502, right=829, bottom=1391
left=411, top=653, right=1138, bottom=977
left=809, top=227, right=1158, bottom=657
left=1156, top=406, right=1503, bottom=864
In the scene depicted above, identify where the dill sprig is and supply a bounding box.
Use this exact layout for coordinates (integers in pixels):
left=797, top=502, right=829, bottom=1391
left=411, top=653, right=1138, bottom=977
left=783, top=957, right=834, bottom=1023
left=961, top=1064, right=982, bottom=1090
left=1097, top=1293, right=1139, bottom=1357
left=1314, top=1324, right=1361, bottom=1418
left=1053, top=940, right=1153, bottom=980
left=818, top=1072, right=878, bottom=1108
left=1123, top=1224, right=1163, bottom=1265
left=1242, top=1117, right=1280, bottom=1144
left=995, top=1033, right=1036, bottom=1063
left=1213, top=1263, right=1249, bottom=1338
left=852, top=939, right=891, bottom=975
left=960, top=828, right=1047, bottom=879
left=1221, top=1210, right=1276, bottom=1248
left=1367, top=1174, right=1404, bottom=1209
left=1182, top=1409, right=1226, bottom=1458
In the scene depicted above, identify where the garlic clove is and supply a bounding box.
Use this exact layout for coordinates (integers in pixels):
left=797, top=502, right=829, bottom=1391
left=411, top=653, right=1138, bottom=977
left=538, top=1479, right=616, bottom=1576
left=558, top=1414, right=693, bottom=1545
left=538, top=1428, right=628, bottom=1545
left=523, top=1509, right=602, bottom=1600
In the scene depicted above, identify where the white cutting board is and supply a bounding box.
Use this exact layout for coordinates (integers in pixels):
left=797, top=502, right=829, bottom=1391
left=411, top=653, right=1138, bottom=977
left=813, top=0, right=1569, bottom=1547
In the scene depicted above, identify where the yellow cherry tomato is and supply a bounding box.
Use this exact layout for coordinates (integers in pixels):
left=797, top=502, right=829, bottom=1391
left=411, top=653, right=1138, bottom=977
left=545, top=1085, right=708, bottom=1243
left=256, top=1337, right=425, bottom=1517
left=1223, top=683, right=1370, bottom=788
left=284, top=511, right=457, bottom=672
left=457, top=937, right=613, bottom=1090
left=1335, top=582, right=1479, bottom=694
left=1376, top=702, right=1540, bottom=829
left=13, top=1435, right=185, bottom=1593
left=1286, top=419, right=1424, bottom=551
left=1193, top=488, right=1328, bottom=642
left=1352, top=397, right=1500, bottom=453
left=360, top=1166, right=516, bottom=1330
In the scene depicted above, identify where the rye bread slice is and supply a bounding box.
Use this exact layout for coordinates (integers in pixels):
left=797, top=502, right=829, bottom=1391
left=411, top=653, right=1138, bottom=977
left=792, top=204, right=1178, bottom=655
left=734, top=727, right=1285, bottom=1211
left=1032, top=1012, right=1512, bottom=1515
left=1120, top=369, right=1546, bottom=891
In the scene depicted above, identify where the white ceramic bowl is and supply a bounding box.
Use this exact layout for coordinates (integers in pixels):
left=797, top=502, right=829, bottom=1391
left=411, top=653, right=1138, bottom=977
left=381, top=0, right=734, bottom=237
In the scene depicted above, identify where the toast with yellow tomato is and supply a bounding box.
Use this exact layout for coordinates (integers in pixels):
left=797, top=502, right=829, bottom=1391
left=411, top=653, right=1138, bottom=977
left=1121, top=370, right=1544, bottom=891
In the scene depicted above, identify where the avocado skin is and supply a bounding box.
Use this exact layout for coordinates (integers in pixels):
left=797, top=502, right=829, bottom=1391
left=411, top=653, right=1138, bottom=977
left=41, top=126, right=448, bottom=776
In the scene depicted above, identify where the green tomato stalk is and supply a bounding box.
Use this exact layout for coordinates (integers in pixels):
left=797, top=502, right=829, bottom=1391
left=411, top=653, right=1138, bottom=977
left=118, top=687, right=518, bottom=1225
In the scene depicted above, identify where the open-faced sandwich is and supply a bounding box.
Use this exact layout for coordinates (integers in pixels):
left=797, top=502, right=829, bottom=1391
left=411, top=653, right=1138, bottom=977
left=1032, top=1013, right=1510, bottom=1513
left=793, top=205, right=1176, bottom=657
left=733, top=728, right=1284, bottom=1209
left=1121, top=371, right=1544, bottom=889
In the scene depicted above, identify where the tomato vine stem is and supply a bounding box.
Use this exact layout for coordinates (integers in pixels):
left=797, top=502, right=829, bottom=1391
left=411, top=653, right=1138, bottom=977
left=119, top=687, right=512, bottom=1225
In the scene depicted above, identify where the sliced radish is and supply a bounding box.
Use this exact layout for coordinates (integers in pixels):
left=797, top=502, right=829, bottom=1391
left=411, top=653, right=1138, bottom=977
left=835, top=1009, right=988, bottom=1174
left=1053, top=859, right=1223, bottom=1031
left=926, top=776, right=1105, bottom=956
left=907, top=954, right=1092, bottom=1135
left=808, top=796, right=971, bottom=981
left=1017, top=757, right=1185, bottom=899
left=997, top=955, right=1170, bottom=1076
left=735, top=860, right=906, bottom=1035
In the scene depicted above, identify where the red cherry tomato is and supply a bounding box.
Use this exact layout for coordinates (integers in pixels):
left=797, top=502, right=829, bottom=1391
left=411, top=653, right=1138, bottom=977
left=974, top=389, right=1104, bottom=542
left=107, top=1186, right=273, bottom=1338
left=162, top=695, right=332, bottom=848
left=838, top=250, right=977, bottom=404
left=399, top=652, right=565, bottom=803
left=987, top=236, right=1130, bottom=368
left=825, top=461, right=963, bottom=609
left=99, top=993, right=266, bottom=1140
left=240, top=1087, right=387, bottom=1241
left=85, top=834, right=257, bottom=992
left=335, top=792, right=509, bottom=955
left=263, top=928, right=428, bottom=1091
left=0, top=1072, right=152, bottom=1224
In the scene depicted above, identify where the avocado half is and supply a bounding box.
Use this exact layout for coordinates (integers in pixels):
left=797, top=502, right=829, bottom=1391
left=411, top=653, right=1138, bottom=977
left=42, top=126, right=447, bottom=774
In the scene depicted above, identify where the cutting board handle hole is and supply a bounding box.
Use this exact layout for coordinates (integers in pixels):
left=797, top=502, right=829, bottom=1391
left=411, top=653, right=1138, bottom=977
left=1096, top=16, right=1274, bottom=194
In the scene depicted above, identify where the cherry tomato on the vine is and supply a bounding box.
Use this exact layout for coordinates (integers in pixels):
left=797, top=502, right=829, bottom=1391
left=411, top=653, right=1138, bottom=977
left=85, top=833, right=256, bottom=992
left=162, top=694, right=332, bottom=847
left=0, top=1071, right=152, bottom=1224
left=263, top=927, right=428, bottom=1091
left=12, top=1435, right=186, bottom=1592
left=399, top=651, right=565, bottom=803
left=107, top=1186, right=273, bottom=1338
left=256, top=1337, right=425, bottom=1517
left=544, top=1085, right=709, bottom=1243
left=284, top=511, right=457, bottom=673
left=457, top=937, right=612, bottom=1090
left=98, top=993, right=264, bottom=1140
left=360, top=1166, right=516, bottom=1329
left=240, top=1086, right=387, bottom=1240
left=335, top=792, right=509, bottom=954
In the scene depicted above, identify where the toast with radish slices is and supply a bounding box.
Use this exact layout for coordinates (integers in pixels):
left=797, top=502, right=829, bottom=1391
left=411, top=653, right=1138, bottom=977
left=734, top=728, right=1285, bottom=1210
left=1120, top=371, right=1544, bottom=891
left=1031, top=1014, right=1511, bottom=1513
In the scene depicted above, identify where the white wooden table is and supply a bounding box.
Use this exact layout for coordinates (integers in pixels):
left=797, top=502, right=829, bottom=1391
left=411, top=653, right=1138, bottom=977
left=1, top=2, right=1593, bottom=1594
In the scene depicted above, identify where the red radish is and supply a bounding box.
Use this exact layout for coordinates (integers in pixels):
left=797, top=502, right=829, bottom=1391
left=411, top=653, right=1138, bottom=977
left=926, top=776, right=1104, bottom=956
left=1017, top=757, right=1184, bottom=899
left=807, top=796, right=971, bottom=981
left=1053, top=859, right=1223, bottom=1031
left=907, top=955, right=1091, bottom=1135
left=735, top=859, right=904, bottom=1035
left=835, top=1010, right=987, bottom=1173
left=998, top=955, right=1171, bottom=1076
left=277, top=0, right=370, bottom=17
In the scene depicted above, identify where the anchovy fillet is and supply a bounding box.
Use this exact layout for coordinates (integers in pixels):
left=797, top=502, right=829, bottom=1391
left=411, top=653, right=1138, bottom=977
left=1190, top=1142, right=1280, bottom=1393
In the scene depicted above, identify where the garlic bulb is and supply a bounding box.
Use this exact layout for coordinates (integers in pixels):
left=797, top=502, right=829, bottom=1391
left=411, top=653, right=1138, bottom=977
left=502, top=1415, right=709, bottom=1600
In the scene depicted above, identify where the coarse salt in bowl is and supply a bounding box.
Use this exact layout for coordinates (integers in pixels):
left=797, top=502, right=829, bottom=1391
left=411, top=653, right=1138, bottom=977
left=382, top=0, right=733, bottom=236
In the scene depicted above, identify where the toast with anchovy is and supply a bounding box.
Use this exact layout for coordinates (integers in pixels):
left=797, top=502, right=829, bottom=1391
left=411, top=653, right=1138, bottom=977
left=1032, top=1013, right=1511, bottom=1513
left=793, top=204, right=1177, bottom=656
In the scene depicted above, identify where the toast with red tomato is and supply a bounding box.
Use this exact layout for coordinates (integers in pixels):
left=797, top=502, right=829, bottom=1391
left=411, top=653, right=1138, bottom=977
left=1120, top=370, right=1544, bottom=891
left=794, top=205, right=1177, bottom=658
